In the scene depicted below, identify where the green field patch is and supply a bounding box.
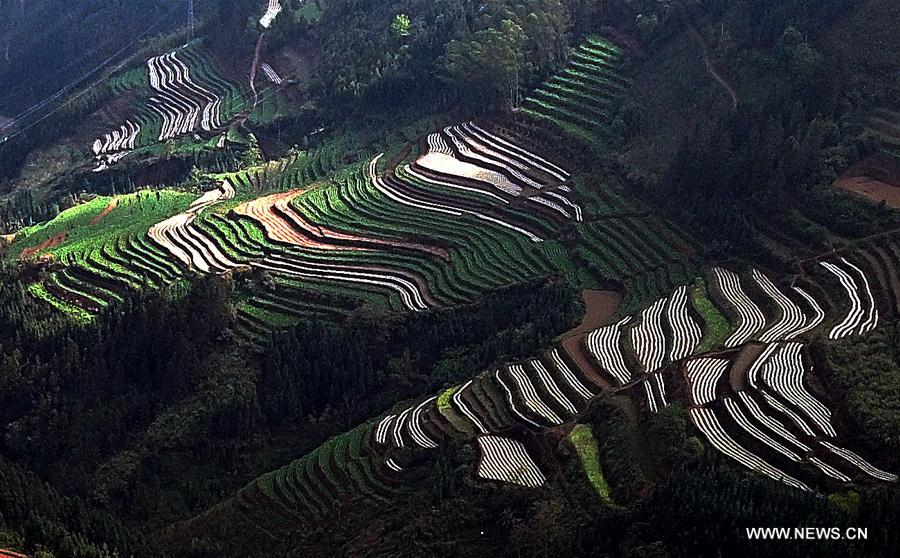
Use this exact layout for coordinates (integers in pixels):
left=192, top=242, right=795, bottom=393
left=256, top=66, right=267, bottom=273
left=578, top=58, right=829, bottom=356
left=568, top=423, right=615, bottom=505
left=7, top=190, right=194, bottom=261
left=28, top=283, right=93, bottom=324
left=692, top=280, right=732, bottom=352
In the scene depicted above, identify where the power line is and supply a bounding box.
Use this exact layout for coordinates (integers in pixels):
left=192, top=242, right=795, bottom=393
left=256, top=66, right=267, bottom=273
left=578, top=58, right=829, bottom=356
left=0, top=6, right=178, bottom=144
left=189, top=0, right=195, bottom=42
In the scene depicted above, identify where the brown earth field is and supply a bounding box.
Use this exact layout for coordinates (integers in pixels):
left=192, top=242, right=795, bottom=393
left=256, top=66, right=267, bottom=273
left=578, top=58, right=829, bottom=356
left=566, top=289, right=624, bottom=338
left=561, top=289, right=623, bottom=391
left=834, top=155, right=900, bottom=208
left=729, top=343, right=765, bottom=392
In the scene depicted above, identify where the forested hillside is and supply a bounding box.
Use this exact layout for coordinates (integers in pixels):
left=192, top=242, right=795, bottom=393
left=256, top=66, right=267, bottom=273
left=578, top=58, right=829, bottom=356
left=0, top=1, right=898, bottom=557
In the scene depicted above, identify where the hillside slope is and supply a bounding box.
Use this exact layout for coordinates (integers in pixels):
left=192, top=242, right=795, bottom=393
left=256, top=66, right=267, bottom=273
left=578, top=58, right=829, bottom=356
left=0, top=1, right=899, bottom=557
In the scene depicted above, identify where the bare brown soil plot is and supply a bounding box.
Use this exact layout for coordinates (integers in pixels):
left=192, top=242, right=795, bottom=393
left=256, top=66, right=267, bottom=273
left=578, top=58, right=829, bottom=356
left=729, top=343, right=765, bottom=392
left=560, top=289, right=624, bottom=391
left=834, top=156, right=900, bottom=209
left=566, top=289, right=624, bottom=338
left=235, top=190, right=447, bottom=257
left=562, top=337, right=613, bottom=391
left=20, top=232, right=67, bottom=259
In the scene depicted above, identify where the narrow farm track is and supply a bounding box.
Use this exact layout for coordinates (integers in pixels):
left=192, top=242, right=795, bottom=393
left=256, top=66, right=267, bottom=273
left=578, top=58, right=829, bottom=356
left=687, top=25, right=739, bottom=110
left=792, top=227, right=900, bottom=267
left=20, top=231, right=67, bottom=259
left=89, top=197, right=120, bottom=225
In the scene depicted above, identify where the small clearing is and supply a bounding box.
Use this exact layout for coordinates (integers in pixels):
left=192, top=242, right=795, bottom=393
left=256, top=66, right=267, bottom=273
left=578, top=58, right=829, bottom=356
left=834, top=155, right=900, bottom=209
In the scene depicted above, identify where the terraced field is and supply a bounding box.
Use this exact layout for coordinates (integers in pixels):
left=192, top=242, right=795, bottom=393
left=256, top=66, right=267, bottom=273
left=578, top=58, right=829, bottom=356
left=575, top=213, right=700, bottom=314
left=259, top=0, right=283, bottom=28
left=17, top=35, right=899, bottom=496
left=91, top=46, right=247, bottom=170
left=205, top=254, right=899, bottom=534
left=18, top=35, right=895, bottom=352
left=9, top=35, right=673, bottom=338
left=92, top=34, right=900, bottom=544
left=521, top=36, right=628, bottom=150
left=9, top=116, right=594, bottom=337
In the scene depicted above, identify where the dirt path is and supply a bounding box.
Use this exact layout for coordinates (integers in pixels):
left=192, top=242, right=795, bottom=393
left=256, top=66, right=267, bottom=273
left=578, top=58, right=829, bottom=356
left=687, top=26, right=739, bottom=110
left=792, top=226, right=900, bottom=267
left=90, top=197, right=120, bottom=225
left=249, top=32, right=267, bottom=106
left=20, top=232, right=67, bottom=259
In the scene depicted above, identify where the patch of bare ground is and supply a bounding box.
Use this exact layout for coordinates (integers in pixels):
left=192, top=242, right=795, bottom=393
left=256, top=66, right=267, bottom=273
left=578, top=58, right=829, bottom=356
left=600, top=26, right=646, bottom=58
left=566, top=289, right=623, bottom=338
left=834, top=155, right=900, bottom=208
left=562, top=337, right=612, bottom=390
left=20, top=232, right=67, bottom=259
left=277, top=41, right=314, bottom=88
left=560, top=289, right=624, bottom=391
left=729, top=343, right=765, bottom=392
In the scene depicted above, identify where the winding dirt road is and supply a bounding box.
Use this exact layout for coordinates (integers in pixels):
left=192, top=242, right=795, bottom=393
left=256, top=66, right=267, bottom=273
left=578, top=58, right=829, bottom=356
left=688, top=26, right=739, bottom=110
